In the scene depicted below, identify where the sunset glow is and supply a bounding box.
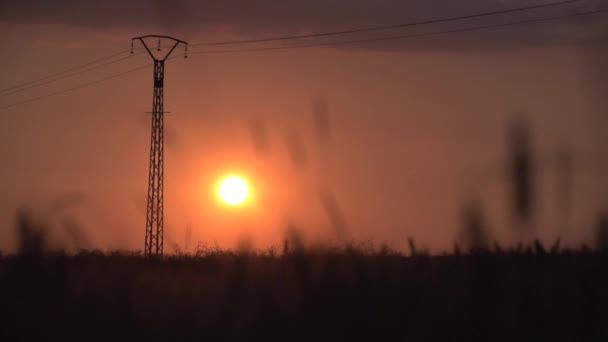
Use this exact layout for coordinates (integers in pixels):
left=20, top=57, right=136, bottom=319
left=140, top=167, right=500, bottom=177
left=218, top=175, right=249, bottom=205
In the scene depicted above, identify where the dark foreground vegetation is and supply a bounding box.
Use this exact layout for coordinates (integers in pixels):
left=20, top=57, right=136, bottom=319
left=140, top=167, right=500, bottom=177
left=1, top=244, right=607, bottom=341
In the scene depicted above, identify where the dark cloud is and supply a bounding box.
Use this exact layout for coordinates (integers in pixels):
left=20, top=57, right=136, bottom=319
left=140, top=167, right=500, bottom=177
left=0, top=0, right=606, bottom=50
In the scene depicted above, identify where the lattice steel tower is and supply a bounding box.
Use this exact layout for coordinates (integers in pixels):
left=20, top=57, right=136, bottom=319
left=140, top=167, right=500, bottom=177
left=132, top=35, right=188, bottom=256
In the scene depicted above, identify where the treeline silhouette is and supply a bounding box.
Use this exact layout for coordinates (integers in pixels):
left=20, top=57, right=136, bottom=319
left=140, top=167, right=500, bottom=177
left=1, top=209, right=607, bottom=341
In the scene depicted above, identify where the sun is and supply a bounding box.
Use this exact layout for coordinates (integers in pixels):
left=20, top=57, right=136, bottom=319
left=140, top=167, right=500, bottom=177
left=218, top=175, right=249, bottom=205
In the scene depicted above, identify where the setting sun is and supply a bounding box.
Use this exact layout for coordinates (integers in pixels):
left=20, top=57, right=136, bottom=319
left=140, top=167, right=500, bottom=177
left=218, top=176, right=249, bottom=205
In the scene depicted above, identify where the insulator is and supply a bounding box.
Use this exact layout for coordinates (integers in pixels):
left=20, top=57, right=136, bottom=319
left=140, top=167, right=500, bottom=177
left=157, top=39, right=161, bottom=51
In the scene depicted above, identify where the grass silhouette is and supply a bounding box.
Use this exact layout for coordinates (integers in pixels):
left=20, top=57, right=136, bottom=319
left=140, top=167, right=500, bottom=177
left=1, top=210, right=607, bottom=341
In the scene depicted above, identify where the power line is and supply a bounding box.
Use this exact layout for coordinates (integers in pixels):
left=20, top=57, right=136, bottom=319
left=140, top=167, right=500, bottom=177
left=0, top=0, right=581, bottom=96
left=189, top=8, right=607, bottom=55
left=1, top=52, right=144, bottom=97
left=0, top=64, right=151, bottom=112
left=1, top=7, right=604, bottom=112
left=190, top=0, right=582, bottom=47
left=0, top=49, right=131, bottom=94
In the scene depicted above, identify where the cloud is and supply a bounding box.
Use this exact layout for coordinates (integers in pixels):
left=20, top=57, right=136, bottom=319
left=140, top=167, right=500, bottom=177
left=0, top=0, right=606, bottom=50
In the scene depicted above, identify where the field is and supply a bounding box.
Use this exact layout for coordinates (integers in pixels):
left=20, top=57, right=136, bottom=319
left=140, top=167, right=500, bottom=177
left=1, top=243, right=607, bottom=341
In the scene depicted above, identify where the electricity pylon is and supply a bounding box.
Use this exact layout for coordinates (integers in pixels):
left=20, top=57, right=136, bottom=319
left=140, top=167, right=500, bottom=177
left=132, top=35, right=188, bottom=256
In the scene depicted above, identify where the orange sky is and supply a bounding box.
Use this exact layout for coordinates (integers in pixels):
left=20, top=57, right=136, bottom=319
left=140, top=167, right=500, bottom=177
left=1, top=1, right=607, bottom=253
